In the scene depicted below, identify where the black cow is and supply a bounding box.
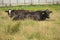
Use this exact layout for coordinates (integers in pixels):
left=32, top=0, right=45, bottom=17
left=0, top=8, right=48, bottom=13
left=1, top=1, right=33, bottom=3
left=5, top=9, right=52, bottom=20
left=36, top=9, right=52, bottom=20
left=26, top=9, right=52, bottom=20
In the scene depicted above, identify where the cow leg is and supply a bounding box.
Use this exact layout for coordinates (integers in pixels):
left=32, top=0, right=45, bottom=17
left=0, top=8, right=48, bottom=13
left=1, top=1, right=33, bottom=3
left=13, top=15, right=20, bottom=20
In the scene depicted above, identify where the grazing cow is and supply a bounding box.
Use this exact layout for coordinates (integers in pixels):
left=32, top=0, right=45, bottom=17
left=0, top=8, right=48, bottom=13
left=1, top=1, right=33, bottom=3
left=5, top=9, right=52, bottom=20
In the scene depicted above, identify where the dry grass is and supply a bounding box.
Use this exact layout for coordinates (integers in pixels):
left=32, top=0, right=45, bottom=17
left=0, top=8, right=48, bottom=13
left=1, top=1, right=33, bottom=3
left=0, top=5, right=60, bottom=40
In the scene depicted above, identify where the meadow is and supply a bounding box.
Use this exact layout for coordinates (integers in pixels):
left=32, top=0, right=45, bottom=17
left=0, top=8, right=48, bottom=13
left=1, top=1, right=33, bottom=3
left=0, top=4, right=60, bottom=40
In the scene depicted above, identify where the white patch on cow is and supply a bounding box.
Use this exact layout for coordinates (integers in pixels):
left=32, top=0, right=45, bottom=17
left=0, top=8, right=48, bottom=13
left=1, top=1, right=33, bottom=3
left=9, top=10, right=11, bottom=15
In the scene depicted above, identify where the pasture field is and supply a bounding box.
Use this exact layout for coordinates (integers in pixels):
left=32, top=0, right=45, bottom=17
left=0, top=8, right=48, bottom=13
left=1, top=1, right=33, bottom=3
left=0, top=4, right=60, bottom=40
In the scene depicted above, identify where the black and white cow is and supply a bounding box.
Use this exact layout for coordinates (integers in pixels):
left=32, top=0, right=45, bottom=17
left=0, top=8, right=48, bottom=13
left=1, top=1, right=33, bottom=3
left=5, top=10, right=31, bottom=20
left=5, top=9, right=52, bottom=20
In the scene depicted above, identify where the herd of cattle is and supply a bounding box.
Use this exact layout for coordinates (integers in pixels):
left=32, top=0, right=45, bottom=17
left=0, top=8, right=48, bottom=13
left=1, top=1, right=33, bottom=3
left=5, top=9, right=52, bottom=21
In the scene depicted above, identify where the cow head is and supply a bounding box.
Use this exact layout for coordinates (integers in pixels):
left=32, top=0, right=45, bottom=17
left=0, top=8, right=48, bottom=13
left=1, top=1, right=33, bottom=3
left=5, top=10, right=14, bottom=17
left=42, top=9, right=52, bottom=19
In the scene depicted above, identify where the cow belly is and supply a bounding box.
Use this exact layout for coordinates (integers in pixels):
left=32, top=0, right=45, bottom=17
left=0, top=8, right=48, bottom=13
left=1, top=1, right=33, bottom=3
left=30, top=15, right=40, bottom=20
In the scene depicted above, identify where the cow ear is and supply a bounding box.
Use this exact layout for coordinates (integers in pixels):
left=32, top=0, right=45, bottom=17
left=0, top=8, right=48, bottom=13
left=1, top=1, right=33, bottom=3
left=45, top=9, right=49, bottom=13
left=5, top=10, right=8, bottom=12
left=45, top=9, right=52, bottom=13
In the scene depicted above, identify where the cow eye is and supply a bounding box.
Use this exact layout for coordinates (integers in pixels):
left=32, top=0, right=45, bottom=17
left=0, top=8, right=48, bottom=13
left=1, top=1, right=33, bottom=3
left=42, top=13, right=44, bottom=14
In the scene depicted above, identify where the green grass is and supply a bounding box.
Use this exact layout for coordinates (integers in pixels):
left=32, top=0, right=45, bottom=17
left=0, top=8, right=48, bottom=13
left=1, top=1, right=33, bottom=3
left=0, top=4, right=60, bottom=40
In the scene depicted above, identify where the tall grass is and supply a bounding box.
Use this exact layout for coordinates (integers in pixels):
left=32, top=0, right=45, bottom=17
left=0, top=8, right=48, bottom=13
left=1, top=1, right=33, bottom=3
left=0, top=5, right=60, bottom=40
